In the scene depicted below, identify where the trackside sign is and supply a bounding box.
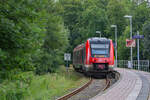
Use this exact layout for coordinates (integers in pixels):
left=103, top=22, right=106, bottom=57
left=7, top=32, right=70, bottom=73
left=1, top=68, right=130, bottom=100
left=64, top=53, right=71, bottom=61
left=126, top=39, right=136, bottom=47
left=132, top=35, right=144, bottom=39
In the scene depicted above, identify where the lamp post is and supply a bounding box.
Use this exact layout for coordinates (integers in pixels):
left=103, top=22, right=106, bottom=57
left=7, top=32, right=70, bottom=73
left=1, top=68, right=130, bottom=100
left=124, top=15, right=133, bottom=68
left=96, top=31, right=101, bottom=38
left=137, top=31, right=140, bottom=70
left=111, top=25, right=117, bottom=67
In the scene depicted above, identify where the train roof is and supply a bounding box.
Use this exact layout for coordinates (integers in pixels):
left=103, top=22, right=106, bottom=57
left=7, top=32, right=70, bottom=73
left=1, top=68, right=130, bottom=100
left=88, top=37, right=110, bottom=41
left=88, top=37, right=111, bottom=43
left=73, top=43, right=84, bottom=51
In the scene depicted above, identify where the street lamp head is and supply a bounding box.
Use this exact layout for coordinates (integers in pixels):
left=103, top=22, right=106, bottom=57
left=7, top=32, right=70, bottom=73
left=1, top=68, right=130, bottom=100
left=111, top=25, right=117, bottom=28
left=124, top=15, right=132, bottom=18
left=96, top=31, right=101, bottom=34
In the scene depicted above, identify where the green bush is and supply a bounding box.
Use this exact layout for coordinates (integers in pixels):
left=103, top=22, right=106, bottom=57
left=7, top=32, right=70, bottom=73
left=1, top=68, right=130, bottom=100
left=0, top=71, right=34, bottom=100
left=0, top=0, right=69, bottom=76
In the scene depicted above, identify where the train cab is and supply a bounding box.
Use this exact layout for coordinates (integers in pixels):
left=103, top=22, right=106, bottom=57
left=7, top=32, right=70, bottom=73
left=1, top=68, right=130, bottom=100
left=73, top=37, right=114, bottom=75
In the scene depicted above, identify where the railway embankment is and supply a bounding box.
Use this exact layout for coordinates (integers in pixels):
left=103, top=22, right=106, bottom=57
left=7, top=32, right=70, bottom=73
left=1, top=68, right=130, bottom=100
left=0, top=66, right=89, bottom=100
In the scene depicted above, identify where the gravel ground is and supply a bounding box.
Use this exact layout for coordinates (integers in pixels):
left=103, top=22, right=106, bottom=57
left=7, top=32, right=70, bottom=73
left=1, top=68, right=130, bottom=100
left=68, top=79, right=106, bottom=100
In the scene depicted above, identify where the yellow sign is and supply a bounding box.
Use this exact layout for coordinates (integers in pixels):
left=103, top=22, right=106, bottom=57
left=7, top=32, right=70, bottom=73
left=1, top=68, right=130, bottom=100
left=94, top=55, right=104, bottom=57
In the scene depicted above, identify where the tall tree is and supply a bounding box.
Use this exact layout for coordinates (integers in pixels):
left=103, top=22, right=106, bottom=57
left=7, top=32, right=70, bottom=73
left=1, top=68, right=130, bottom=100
left=0, top=0, right=69, bottom=77
left=142, top=22, right=150, bottom=60
left=106, top=0, right=126, bottom=38
left=132, top=2, right=150, bottom=32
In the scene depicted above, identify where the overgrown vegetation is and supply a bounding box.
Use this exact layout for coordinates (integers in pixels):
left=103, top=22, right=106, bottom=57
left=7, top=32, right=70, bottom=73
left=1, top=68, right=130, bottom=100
left=0, top=0, right=68, bottom=77
left=0, top=66, right=88, bottom=100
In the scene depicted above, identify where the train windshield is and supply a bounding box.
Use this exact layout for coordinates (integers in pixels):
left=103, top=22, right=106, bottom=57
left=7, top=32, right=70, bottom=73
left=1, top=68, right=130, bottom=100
left=91, top=44, right=110, bottom=57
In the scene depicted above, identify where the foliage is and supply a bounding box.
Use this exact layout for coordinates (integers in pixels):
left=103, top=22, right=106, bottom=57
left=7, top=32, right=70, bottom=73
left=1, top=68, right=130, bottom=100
left=59, top=0, right=109, bottom=53
left=0, top=0, right=69, bottom=76
left=0, top=67, right=88, bottom=100
left=106, top=0, right=126, bottom=38
left=142, top=22, right=150, bottom=60
left=132, top=2, right=150, bottom=32
left=118, top=26, right=130, bottom=60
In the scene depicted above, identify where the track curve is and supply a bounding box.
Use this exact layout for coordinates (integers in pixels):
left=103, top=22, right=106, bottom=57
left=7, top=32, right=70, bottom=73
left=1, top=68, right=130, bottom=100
left=57, top=71, right=120, bottom=100
left=56, top=77, right=93, bottom=100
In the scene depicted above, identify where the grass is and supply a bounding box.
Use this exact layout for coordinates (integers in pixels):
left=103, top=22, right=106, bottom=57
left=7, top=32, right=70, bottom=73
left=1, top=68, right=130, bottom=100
left=0, top=66, right=89, bottom=100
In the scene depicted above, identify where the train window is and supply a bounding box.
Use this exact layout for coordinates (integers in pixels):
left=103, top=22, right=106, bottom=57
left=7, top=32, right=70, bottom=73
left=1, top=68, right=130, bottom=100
left=91, top=43, right=110, bottom=57
left=91, top=44, right=109, bottom=48
left=83, top=46, right=86, bottom=63
left=82, top=49, right=84, bottom=64
left=75, top=52, right=77, bottom=63
left=91, top=49, right=109, bottom=55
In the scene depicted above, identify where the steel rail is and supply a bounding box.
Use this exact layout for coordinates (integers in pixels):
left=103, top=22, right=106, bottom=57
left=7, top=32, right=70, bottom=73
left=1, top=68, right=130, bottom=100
left=103, top=79, right=111, bottom=91
left=57, top=77, right=93, bottom=100
left=103, top=71, right=120, bottom=91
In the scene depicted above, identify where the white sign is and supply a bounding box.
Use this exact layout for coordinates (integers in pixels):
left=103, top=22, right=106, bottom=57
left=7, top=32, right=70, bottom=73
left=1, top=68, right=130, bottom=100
left=128, top=61, right=132, bottom=68
left=64, top=53, right=71, bottom=61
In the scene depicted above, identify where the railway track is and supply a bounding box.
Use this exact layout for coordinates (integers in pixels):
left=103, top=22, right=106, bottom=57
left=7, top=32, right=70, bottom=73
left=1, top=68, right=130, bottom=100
left=57, top=77, right=93, bottom=100
left=57, top=71, right=120, bottom=100
left=103, top=71, right=120, bottom=91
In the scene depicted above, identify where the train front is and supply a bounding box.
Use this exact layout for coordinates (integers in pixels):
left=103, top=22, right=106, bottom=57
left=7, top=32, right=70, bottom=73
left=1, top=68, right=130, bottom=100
left=84, top=38, right=114, bottom=75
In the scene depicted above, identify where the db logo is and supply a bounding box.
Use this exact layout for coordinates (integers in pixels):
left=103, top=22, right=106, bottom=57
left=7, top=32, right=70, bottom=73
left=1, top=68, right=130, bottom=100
left=98, top=59, right=103, bottom=62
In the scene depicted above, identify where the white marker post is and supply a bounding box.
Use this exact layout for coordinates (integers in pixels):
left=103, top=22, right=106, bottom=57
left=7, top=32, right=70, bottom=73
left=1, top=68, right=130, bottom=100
left=64, top=53, right=71, bottom=72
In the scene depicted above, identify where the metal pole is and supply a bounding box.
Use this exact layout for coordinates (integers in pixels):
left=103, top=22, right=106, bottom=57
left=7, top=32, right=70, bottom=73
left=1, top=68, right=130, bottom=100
left=137, top=31, right=140, bottom=70
left=148, top=60, right=149, bottom=72
left=115, top=26, right=117, bottom=67
left=66, top=61, right=67, bottom=71
left=130, top=17, right=133, bottom=68
left=96, top=31, right=101, bottom=38
left=67, top=60, right=69, bottom=72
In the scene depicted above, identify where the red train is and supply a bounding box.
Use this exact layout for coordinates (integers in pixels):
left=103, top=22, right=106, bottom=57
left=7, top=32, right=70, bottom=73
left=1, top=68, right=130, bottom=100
left=73, top=37, right=114, bottom=76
